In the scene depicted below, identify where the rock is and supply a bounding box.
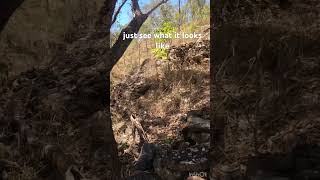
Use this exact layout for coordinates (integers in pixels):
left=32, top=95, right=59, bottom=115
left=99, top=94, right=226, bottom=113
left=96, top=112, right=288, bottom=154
left=186, top=116, right=210, bottom=129
left=151, top=118, right=164, bottom=126
left=182, top=110, right=210, bottom=145
left=132, top=84, right=152, bottom=99
left=154, top=144, right=208, bottom=180
left=168, top=41, right=210, bottom=68
left=182, top=124, right=210, bottom=145
left=135, top=143, right=156, bottom=171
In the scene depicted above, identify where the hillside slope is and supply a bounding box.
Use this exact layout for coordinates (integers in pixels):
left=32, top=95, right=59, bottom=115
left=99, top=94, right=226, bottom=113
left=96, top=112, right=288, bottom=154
left=112, top=40, right=210, bottom=179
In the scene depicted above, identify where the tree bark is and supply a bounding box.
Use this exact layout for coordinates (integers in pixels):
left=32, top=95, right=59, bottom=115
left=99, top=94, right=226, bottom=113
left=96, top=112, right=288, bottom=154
left=108, top=0, right=168, bottom=70
left=108, top=14, right=148, bottom=70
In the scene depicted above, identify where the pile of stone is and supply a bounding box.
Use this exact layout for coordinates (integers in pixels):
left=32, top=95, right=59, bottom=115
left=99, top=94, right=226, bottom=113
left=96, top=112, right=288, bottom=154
left=168, top=40, right=210, bottom=68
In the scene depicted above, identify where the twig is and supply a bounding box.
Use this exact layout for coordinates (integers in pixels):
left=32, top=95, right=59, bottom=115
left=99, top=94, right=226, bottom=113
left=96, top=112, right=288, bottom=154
left=130, top=114, right=149, bottom=142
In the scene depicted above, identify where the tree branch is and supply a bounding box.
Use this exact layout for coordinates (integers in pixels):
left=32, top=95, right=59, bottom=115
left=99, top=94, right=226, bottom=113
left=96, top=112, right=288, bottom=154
left=146, top=0, right=169, bottom=15
left=107, top=14, right=148, bottom=71
left=132, top=0, right=143, bottom=16
left=106, top=0, right=168, bottom=71
left=112, top=0, right=128, bottom=25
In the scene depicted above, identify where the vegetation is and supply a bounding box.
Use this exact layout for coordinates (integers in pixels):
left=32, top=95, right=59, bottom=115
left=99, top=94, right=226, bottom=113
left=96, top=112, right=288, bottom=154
left=151, top=21, right=176, bottom=59
left=111, top=0, right=210, bottom=84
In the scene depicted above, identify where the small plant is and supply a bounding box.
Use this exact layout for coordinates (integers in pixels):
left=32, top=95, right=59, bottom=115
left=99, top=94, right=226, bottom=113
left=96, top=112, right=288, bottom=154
left=151, top=48, right=168, bottom=60
left=152, top=22, right=175, bottom=60
left=163, top=137, right=174, bottom=145
left=119, top=142, right=129, bottom=150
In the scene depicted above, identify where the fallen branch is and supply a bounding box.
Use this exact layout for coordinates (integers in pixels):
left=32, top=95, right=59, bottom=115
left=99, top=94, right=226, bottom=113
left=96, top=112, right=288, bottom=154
left=130, top=114, right=149, bottom=142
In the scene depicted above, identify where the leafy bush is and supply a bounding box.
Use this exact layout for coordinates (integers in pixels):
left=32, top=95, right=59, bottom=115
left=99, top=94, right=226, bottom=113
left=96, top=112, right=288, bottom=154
left=152, top=22, right=175, bottom=60
left=151, top=48, right=168, bottom=60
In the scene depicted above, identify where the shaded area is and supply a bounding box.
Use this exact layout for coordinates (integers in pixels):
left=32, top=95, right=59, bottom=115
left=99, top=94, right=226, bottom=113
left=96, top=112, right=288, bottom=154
left=0, top=0, right=24, bottom=32
left=211, top=0, right=320, bottom=179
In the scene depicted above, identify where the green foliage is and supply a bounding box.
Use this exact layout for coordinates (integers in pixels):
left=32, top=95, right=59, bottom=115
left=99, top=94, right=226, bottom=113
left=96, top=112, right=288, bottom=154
left=163, top=137, right=174, bottom=145
left=201, top=4, right=210, bottom=21
left=115, top=0, right=210, bottom=62
left=186, top=23, right=197, bottom=33
left=186, top=0, right=207, bottom=19
left=152, top=22, right=176, bottom=60
left=151, top=48, right=168, bottom=59
left=119, top=142, right=129, bottom=150
left=154, top=22, right=175, bottom=39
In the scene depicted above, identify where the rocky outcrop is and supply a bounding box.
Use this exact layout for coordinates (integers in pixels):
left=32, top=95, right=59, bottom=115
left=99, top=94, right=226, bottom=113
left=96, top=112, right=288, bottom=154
left=183, top=110, right=210, bottom=145
left=168, top=40, right=210, bottom=69
left=154, top=143, right=209, bottom=180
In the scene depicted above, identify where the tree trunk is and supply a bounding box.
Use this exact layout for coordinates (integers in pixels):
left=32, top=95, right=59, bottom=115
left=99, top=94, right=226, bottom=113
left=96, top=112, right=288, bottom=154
left=210, top=0, right=226, bottom=165
left=0, top=1, right=167, bottom=179
left=89, top=74, right=121, bottom=178
left=91, top=1, right=122, bottom=177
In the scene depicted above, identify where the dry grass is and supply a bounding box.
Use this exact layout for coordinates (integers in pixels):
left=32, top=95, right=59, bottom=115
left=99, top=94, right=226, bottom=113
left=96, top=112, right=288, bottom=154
left=111, top=19, right=210, bottom=85
left=111, top=39, right=210, bottom=150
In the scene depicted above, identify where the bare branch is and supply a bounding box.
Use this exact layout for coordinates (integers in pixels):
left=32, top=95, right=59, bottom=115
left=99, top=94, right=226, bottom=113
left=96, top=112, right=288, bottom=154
left=107, top=14, right=148, bottom=70
left=106, top=0, right=168, bottom=71
left=146, top=0, right=169, bottom=15
left=112, top=0, right=129, bottom=25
